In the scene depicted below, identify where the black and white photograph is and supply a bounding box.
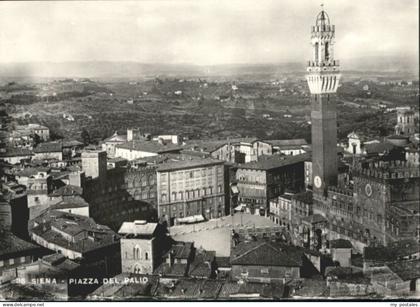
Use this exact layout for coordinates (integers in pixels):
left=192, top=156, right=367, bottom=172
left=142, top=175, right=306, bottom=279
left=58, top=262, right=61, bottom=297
left=0, top=0, right=418, bottom=304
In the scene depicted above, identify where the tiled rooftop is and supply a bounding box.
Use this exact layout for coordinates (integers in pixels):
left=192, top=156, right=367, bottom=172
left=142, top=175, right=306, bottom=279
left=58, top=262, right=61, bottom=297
left=237, top=153, right=309, bottom=171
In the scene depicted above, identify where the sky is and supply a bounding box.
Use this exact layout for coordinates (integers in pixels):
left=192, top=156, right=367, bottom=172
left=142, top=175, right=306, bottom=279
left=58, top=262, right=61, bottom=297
left=0, top=0, right=418, bottom=65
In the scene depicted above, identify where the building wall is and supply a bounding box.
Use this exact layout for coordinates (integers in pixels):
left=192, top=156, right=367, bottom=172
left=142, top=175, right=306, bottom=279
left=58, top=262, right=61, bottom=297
left=331, top=248, right=351, bottom=267
left=157, top=163, right=226, bottom=224
left=33, top=152, right=63, bottom=161
left=56, top=206, right=89, bottom=217
left=304, top=161, right=313, bottom=187
left=120, top=237, right=154, bottom=274
left=33, top=128, right=50, bottom=141
left=125, top=167, right=157, bottom=209
left=231, top=265, right=300, bottom=282
left=269, top=196, right=292, bottom=228
left=2, top=155, right=32, bottom=164
left=83, top=168, right=156, bottom=231
left=353, top=176, right=388, bottom=244
left=253, top=141, right=272, bottom=157
left=236, top=161, right=304, bottom=215
left=81, top=150, right=107, bottom=180
left=236, top=169, right=267, bottom=214
left=0, top=255, right=34, bottom=279
left=115, top=147, right=157, bottom=161
left=31, top=232, right=83, bottom=260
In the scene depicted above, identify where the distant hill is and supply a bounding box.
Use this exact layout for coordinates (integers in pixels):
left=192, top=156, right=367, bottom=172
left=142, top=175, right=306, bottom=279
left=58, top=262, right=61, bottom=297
left=0, top=55, right=417, bottom=79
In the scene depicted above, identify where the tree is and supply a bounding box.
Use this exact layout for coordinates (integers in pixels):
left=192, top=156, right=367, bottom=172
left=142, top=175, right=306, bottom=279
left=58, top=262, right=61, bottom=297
left=32, top=133, right=41, bottom=147
left=81, top=128, right=91, bottom=146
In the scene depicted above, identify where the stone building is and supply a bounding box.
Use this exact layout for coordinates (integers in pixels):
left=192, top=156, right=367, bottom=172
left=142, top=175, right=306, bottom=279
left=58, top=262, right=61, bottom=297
left=26, top=169, right=56, bottom=220
left=33, top=142, right=63, bottom=161
left=29, top=210, right=120, bottom=261
left=118, top=220, right=170, bottom=274
left=156, top=158, right=226, bottom=225
left=329, top=239, right=352, bottom=267
left=0, top=148, right=33, bottom=164
left=309, top=160, right=420, bottom=253
left=83, top=167, right=157, bottom=231
left=81, top=149, right=107, bottom=180
left=269, top=193, right=293, bottom=228
left=124, top=166, right=157, bottom=209
left=395, top=107, right=418, bottom=136
left=230, top=240, right=304, bottom=282
left=236, top=154, right=307, bottom=215
left=115, top=140, right=182, bottom=161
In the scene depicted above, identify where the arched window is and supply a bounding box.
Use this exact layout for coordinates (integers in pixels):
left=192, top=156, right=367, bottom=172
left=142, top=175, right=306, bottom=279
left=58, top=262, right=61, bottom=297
left=325, top=42, right=329, bottom=61
left=133, top=245, right=141, bottom=259
left=145, top=252, right=149, bottom=260
left=315, top=42, right=319, bottom=62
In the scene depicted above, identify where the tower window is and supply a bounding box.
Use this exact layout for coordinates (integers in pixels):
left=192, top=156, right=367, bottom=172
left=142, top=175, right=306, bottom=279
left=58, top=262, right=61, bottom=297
left=325, top=42, right=329, bottom=61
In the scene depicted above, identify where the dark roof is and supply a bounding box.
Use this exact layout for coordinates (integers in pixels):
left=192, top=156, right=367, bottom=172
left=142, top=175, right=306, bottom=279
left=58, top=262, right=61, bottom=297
left=33, top=142, right=62, bottom=153
left=40, top=253, right=80, bottom=272
left=215, top=256, right=231, bottom=268
left=292, top=191, right=313, bottom=204
left=325, top=266, right=369, bottom=284
left=186, top=138, right=259, bottom=153
left=50, top=195, right=89, bottom=209
left=219, top=281, right=284, bottom=299
left=330, top=239, right=352, bottom=249
left=0, top=231, right=41, bottom=260
left=364, top=142, right=394, bottom=154
left=15, top=167, right=50, bottom=177
left=116, top=140, right=182, bottom=153
left=107, top=157, right=128, bottom=163
left=301, top=214, right=327, bottom=225
left=188, top=249, right=216, bottom=278
left=0, top=147, right=33, bottom=158
left=89, top=273, right=159, bottom=299
left=49, top=185, right=83, bottom=197
left=154, top=262, right=188, bottom=277
left=154, top=278, right=223, bottom=299
left=171, top=241, right=194, bottom=259
left=388, top=260, right=420, bottom=281
left=364, top=239, right=420, bottom=262
left=157, top=157, right=224, bottom=172
left=263, top=139, right=308, bottom=147
left=62, top=140, right=83, bottom=148
left=30, top=210, right=119, bottom=255
left=237, top=153, right=309, bottom=171
left=231, top=240, right=303, bottom=267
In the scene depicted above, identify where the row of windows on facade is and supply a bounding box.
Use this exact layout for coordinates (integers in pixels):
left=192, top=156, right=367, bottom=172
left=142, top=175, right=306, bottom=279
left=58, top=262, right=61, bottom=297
left=237, top=187, right=266, bottom=198
left=126, top=177, right=155, bottom=188
left=28, top=183, right=48, bottom=191
left=240, top=267, right=293, bottom=276
left=160, top=167, right=223, bottom=181
left=271, top=216, right=291, bottom=230
left=161, top=209, right=224, bottom=219
left=332, top=201, right=384, bottom=223
left=270, top=200, right=291, bottom=211
left=125, top=247, right=149, bottom=261
left=0, top=256, right=28, bottom=267
left=238, top=197, right=265, bottom=204
left=160, top=186, right=222, bottom=202
left=100, top=206, right=149, bottom=217
left=161, top=200, right=224, bottom=213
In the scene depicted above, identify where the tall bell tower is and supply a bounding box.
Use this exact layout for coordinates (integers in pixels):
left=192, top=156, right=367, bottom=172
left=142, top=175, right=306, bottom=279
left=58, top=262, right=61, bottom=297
left=306, top=7, right=341, bottom=194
